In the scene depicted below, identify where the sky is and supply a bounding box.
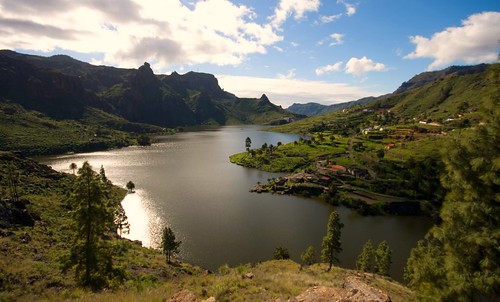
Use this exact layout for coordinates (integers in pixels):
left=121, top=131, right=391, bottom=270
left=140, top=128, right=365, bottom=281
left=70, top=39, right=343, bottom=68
left=0, top=0, right=499, bottom=107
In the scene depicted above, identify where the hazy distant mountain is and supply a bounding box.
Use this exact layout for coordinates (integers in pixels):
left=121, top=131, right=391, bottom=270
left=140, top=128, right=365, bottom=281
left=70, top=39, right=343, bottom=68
left=287, top=97, right=376, bottom=117
left=0, top=50, right=302, bottom=127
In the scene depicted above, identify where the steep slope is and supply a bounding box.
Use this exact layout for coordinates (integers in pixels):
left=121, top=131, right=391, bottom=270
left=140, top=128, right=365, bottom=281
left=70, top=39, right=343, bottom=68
left=375, top=63, right=499, bottom=123
left=278, top=63, right=498, bottom=132
left=101, top=62, right=197, bottom=127
left=0, top=50, right=302, bottom=154
left=0, top=54, right=92, bottom=119
left=394, top=64, right=489, bottom=93
left=0, top=50, right=301, bottom=128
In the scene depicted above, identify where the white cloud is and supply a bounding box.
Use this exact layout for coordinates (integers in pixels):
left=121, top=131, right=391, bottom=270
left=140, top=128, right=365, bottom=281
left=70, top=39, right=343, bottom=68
left=0, top=0, right=283, bottom=70
left=405, top=11, right=500, bottom=70
left=345, top=4, right=356, bottom=16
left=291, top=41, right=300, bottom=47
left=315, top=61, right=343, bottom=75
left=345, top=56, right=388, bottom=76
left=317, top=33, right=344, bottom=46
left=337, top=0, right=356, bottom=16
left=329, top=33, right=344, bottom=46
left=319, top=13, right=343, bottom=24
left=217, top=74, right=381, bottom=107
left=270, top=0, right=320, bottom=28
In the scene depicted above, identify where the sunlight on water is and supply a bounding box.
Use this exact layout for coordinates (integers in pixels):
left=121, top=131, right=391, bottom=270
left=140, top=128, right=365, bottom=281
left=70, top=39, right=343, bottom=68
left=121, top=190, right=160, bottom=248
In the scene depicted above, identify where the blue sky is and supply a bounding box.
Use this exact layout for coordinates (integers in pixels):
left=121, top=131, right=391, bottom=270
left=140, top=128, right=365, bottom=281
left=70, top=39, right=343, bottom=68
left=0, top=0, right=498, bottom=107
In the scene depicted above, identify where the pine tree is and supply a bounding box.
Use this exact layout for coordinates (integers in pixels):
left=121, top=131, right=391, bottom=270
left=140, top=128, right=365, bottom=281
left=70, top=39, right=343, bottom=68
left=273, top=246, right=290, bottom=260
left=356, top=240, right=374, bottom=272
left=114, top=205, right=130, bottom=237
left=301, top=245, right=316, bottom=266
left=374, top=241, right=391, bottom=276
left=405, top=99, right=500, bottom=301
left=162, top=227, right=181, bottom=263
left=65, top=161, right=117, bottom=289
left=321, top=210, right=344, bottom=271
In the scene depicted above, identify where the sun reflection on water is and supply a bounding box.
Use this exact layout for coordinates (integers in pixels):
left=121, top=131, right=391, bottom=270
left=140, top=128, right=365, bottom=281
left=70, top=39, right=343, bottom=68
left=121, top=189, right=162, bottom=248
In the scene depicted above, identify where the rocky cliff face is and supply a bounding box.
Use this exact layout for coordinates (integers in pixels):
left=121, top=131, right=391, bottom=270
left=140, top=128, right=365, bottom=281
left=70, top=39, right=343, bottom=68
left=0, top=54, right=93, bottom=119
left=104, top=62, right=196, bottom=127
left=0, top=50, right=301, bottom=128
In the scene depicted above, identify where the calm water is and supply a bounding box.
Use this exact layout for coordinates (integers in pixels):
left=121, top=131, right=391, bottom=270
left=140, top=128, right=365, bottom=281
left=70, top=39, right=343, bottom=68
left=39, top=125, right=432, bottom=281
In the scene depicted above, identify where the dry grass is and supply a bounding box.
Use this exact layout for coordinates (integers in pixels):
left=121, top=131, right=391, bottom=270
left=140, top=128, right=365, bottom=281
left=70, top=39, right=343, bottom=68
left=45, top=260, right=414, bottom=302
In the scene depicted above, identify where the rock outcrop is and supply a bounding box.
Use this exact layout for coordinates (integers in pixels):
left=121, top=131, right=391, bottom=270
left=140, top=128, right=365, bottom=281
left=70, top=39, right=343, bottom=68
left=274, top=277, right=391, bottom=301
left=167, top=276, right=391, bottom=302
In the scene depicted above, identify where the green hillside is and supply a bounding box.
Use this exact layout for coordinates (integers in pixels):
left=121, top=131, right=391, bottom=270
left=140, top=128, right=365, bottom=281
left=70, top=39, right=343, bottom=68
left=0, top=101, right=166, bottom=155
left=231, top=63, right=499, bottom=216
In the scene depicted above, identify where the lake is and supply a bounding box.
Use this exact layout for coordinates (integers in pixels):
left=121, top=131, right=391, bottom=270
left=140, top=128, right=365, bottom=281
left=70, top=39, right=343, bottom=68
left=39, top=125, right=432, bottom=281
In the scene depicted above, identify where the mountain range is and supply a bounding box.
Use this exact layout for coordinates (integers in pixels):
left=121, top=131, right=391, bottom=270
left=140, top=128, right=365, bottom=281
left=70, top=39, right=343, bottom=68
left=0, top=50, right=301, bottom=127
left=1, top=49, right=498, bottom=156
left=287, top=63, right=494, bottom=117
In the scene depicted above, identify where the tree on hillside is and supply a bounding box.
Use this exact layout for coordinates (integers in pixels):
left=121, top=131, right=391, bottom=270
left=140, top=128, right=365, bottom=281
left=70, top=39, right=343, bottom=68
left=301, top=245, right=316, bottom=266
left=273, top=246, right=290, bottom=260
left=405, top=101, right=500, bottom=301
left=374, top=241, right=392, bottom=276
left=321, top=210, right=344, bottom=271
left=162, top=226, right=181, bottom=263
left=356, top=240, right=374, bottom=272
left=126, top=181, right=135, bottom=193
left=64, top=161, right=119, bottom=289
left=245, top=137, right=252, bottom=152
left=69, top=162, right=77, bottom=175
left=114, top=205, right=130, bottom=237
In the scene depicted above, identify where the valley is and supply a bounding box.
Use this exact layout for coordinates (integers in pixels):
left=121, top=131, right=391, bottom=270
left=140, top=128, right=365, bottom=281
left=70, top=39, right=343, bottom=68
left=0, top=49, right=498, bottom=301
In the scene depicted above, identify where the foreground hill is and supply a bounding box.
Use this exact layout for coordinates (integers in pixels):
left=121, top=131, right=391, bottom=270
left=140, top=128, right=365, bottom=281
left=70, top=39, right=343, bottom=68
left=0, top=50, right=302, bottom=155
left=0, top=151, right=412, bottom=301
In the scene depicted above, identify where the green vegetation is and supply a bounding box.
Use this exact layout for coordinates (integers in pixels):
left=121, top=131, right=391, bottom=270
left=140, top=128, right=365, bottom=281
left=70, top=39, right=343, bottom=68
left=356, top=240, right=374, bottom=272
left=355, top=240, right=392, bottom=277
left=405, top=100, right=500, bottom=301
left=375, top=241, right=392, bottom=277
left=231, top=64, right=499, bottom=216
left=300, top=245, right=316, bottom=266
left=62, top=162, right=125, bottom=289
left=273, top=247, right=291, bottom=260
left=0, top=102, right=166, bottom=156
left=162, top=227, right=182, bottom=264
left=0, top=152, right=200, bottom=301
left=321, top=210, right=344, bottom=271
